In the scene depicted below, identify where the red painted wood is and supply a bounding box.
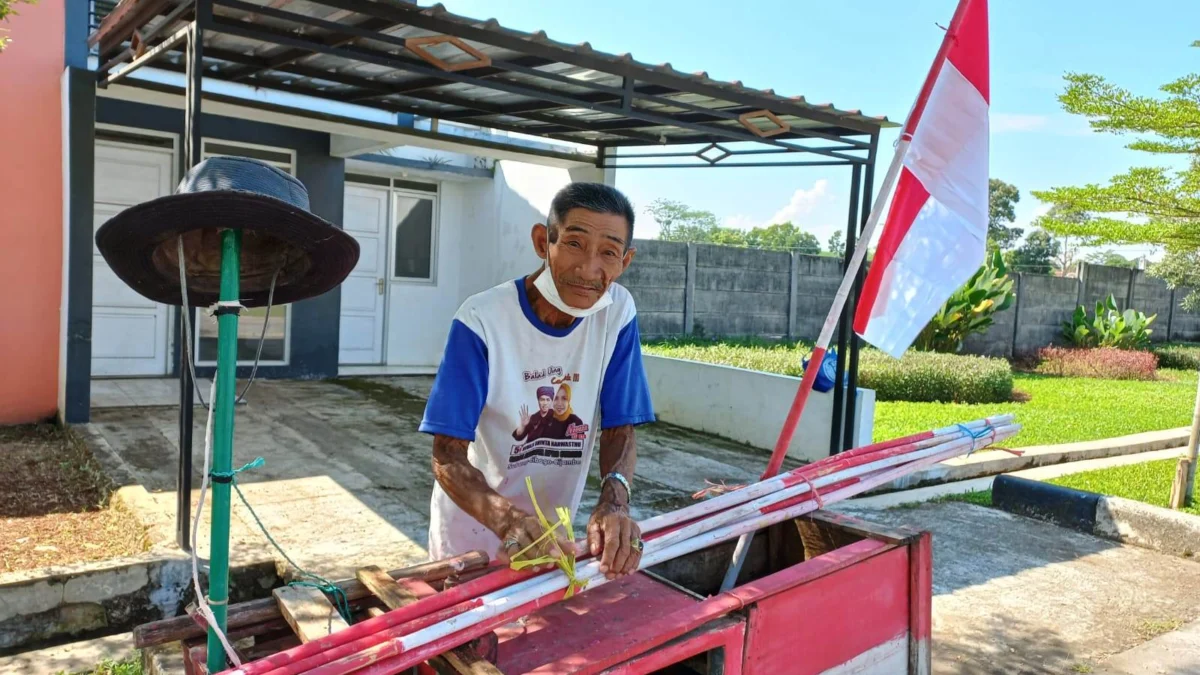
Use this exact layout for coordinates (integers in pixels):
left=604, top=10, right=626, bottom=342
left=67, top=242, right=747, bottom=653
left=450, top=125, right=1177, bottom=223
left=601, top=620, right=745, bottom=675
left=909, top=531, right=933, bottom=675
left=233, top=569, right=531, bottom=675
left=258, top=601, right=482, bottom=675
left=493, top=573, right=698, bottom=674
left=743, top=546, right=910, bottom=675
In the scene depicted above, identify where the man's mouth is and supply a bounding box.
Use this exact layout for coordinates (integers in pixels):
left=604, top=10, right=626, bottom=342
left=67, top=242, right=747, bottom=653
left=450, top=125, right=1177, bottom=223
left=564, top=281, right=602, bottom=294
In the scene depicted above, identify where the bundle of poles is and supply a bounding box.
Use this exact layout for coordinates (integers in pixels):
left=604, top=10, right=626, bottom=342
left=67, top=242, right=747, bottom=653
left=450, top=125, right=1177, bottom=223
left=222, top=413, right=1017, bottom=675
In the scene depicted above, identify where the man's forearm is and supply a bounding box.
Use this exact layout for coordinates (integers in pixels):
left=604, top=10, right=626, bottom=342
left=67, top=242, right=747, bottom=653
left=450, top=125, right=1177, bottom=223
left=598, top=425, right=637, bottom=507
left=431, top=434, right=518, bottom=537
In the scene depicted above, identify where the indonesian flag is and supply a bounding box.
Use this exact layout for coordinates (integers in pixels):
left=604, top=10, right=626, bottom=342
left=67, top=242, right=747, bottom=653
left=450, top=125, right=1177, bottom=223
left=854, top=0, right=989, bottom=358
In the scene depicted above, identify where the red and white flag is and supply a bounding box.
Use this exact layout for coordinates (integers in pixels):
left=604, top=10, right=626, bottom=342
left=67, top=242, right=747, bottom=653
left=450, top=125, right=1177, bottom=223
left=854, top=0, right=990, bottom=358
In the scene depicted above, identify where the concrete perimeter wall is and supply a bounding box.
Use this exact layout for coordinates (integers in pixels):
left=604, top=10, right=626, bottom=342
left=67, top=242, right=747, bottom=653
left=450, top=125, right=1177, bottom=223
left=623, top=240, right=1200, bottom=357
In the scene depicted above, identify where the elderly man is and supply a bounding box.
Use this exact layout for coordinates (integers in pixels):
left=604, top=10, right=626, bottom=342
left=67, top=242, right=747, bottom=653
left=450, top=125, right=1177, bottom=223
left=420, top=182, right=655, bottom=583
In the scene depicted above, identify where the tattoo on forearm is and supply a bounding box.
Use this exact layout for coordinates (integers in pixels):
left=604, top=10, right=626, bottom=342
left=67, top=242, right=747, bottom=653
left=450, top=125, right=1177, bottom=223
left=598, top=425, right=637, bottom=507
left=431, top=434, right=516, bottom=537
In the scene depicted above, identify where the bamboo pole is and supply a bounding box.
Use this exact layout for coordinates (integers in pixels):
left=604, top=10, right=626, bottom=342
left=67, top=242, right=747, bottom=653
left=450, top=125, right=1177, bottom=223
left=231, top=424, right=1018, bottom=675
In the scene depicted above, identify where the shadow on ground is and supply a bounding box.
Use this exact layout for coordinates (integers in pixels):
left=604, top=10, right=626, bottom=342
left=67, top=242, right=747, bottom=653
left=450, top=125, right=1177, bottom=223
left=83, top=376, right=796, bottom=579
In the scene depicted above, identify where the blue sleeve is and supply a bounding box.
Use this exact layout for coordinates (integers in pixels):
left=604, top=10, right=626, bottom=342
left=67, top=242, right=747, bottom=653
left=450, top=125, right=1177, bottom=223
left=420, top=319, right=488, bottom=440
left=600, top=316, right=656, bottom=429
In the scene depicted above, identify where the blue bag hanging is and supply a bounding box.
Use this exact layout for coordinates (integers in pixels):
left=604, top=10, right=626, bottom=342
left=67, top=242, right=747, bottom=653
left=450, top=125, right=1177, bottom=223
left=802, top=349, right=839, bottom=393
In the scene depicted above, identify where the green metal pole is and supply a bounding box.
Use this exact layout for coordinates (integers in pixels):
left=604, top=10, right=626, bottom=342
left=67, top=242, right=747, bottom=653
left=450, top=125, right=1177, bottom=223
left=207, top=228, right=242, bottom=673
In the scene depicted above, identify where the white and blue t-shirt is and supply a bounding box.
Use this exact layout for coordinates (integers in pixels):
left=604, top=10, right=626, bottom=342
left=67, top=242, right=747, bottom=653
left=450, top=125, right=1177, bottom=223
left=420, top=278, right=656, bottom=560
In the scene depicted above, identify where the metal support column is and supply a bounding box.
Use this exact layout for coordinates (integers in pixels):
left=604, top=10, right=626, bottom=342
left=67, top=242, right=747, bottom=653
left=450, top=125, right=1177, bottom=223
left=841, top=135, right=878, bottom=452
left=829, top=164, right=863, bottom=455
left=176, top=2, right=206, bottom=553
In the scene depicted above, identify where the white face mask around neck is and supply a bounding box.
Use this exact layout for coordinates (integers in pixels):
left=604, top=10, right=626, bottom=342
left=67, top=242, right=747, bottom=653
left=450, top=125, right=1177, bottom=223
left=532, top=255, right=613, bottom=319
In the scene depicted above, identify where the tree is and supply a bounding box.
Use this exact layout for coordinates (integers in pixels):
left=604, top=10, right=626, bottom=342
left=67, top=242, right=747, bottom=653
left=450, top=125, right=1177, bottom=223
left=1085, top=249, right=1139, bottom=268
left=1032, top=59, right=1200, bottom=307
left=1034, top=205, right=1092, bottom=275
left=0, top=0, right=35, bottom=52
left=646, top=199, right=724, bottom=242
left=827, top=230, right=845, bottom=257
left=744, top=222, right=821, bottom=254
left=1006, top=229, right=1061, bottom=275
left=988, top=179, right=1023, bottom=251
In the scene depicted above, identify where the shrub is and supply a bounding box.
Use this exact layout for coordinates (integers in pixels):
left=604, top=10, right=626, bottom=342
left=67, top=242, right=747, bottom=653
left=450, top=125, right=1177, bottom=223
left=1153, top=343, right=1200, bottom=371
left=857, top=350, right=1013, bottom=403
left=1036, top=347, right=1158, bottom=380
left=1063, top=294, right=1156, bottom=350
left=643, top=337, right=1014, bottom=404
left=914, top=250, right=1015, bottom=354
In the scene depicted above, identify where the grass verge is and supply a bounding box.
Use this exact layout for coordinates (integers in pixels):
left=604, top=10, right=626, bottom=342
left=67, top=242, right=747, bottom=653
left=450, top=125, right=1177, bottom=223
left=1046, top=459, right=1200, bottom=516
left=0, top=424, right=148, bottom=574
left=873, top=370, right=1196, bottom=448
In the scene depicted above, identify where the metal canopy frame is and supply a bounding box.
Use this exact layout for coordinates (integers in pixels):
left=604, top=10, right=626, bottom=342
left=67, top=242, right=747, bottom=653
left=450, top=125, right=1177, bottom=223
left=85, top=3, right=886, bottom=666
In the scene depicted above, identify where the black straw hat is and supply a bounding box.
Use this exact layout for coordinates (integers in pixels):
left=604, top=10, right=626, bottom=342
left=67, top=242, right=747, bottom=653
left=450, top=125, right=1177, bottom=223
left=95, top=156, right=359, bottom=308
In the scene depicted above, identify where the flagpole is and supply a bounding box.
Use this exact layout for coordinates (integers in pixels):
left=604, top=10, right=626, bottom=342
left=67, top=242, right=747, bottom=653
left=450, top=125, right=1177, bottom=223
left=718, top=0, right=978, bottom=592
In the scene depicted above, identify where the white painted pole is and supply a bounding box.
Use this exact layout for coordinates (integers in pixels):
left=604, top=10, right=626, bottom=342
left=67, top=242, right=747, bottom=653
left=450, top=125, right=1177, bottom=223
left=1178, top=366, right=1200, bottom=505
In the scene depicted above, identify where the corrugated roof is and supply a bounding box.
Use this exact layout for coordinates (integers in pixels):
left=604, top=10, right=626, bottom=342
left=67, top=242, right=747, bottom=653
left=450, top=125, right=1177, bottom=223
left=91, top=0, right=893, bottom=161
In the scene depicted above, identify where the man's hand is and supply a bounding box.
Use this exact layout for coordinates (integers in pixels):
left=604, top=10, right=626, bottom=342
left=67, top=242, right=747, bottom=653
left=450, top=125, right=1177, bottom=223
left=587, top=501, right=641, bottom=579
left=496, top=508, right=579, bottom=571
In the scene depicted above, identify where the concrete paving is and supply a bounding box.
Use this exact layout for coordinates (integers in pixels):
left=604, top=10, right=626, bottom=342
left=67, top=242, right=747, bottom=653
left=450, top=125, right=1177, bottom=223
left=838, top=502, right=1200, bottom=675
left=85, top=376, right=798, bottom=580
left=1094, top=616, right=1200, bottom=675
left=0, top=632, right=135, bottom=675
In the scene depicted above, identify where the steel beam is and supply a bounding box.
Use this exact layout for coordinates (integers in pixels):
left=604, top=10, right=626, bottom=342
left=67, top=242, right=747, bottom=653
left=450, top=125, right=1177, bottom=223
left=841, top=133, right=879, bottom=453
left=204, top=14, right=867, bottom=162
left=830, top=163, right=863, bottom=456
left=303, top=0, right=884, bottom=135
left=103, top=23, right=191, bottom=86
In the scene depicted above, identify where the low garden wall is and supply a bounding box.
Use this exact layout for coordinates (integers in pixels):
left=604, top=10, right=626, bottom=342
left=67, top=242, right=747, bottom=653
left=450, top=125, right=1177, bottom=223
left=622, top=240, right=1200, bottom=356
left=643, top=355, right=874, bottom=463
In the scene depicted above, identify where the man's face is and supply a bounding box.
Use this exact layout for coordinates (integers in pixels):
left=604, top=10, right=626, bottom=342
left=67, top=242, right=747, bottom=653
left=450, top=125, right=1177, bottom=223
left=533, top=207, right=635, bottom=309
left=537, top=395, right=552, bottom=414
left=553, top=388, right=569, bottom=415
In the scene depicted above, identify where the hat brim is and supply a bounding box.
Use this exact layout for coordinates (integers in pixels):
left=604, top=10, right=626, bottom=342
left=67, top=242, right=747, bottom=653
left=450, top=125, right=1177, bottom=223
left=95, top=191, right=360, bottom=308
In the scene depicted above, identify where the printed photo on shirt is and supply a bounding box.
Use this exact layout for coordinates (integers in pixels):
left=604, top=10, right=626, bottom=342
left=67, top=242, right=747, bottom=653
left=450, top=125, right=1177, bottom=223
left=509, top=380, right=589, bottom=468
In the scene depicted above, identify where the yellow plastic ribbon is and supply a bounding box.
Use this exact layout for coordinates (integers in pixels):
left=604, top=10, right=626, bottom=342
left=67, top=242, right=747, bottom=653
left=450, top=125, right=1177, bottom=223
left=508, top=477, right=587, bottom=598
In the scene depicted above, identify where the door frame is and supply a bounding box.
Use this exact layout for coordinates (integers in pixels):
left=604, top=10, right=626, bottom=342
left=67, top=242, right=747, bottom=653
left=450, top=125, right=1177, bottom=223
left=340, top=181, right=392, bottom=366
left=339, top=165, right=442, bottom=370
left=93, top=123, right=179, bottom=377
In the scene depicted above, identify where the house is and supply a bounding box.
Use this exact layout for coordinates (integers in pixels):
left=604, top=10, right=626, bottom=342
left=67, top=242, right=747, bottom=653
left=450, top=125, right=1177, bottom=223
left=0, top=0, right=886, bottom=426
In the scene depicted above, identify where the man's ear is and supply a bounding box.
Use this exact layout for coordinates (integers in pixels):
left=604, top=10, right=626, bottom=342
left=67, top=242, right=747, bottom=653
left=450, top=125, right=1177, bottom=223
left=620, top=245, right=636, bottom=274
left=531, top=223, right=549, bottom=259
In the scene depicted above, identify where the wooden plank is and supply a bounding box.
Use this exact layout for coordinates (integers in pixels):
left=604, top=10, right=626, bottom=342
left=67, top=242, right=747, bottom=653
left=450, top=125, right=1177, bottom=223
left=273, top=586, right=350, bottom=643
left=356, top=566, right=502, bottom=675
left=133, top=551, right=488, bottom=648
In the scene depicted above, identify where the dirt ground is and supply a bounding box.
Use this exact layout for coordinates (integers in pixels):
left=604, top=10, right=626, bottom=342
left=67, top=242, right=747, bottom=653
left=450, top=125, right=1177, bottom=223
left=0, top=425, right=147, bottom=574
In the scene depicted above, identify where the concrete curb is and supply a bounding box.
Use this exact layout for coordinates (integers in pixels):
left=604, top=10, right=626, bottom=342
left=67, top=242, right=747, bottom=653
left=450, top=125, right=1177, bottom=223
left=0, top=553, right=278, bottom=655
left=991, top=475, right=1199, bottom=561
left=875, top=427, right=1190, bottom=492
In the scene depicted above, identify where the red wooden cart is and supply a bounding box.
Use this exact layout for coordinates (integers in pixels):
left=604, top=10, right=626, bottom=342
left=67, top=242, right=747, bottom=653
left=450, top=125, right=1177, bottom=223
left=140, top=510, right=931, bottom=675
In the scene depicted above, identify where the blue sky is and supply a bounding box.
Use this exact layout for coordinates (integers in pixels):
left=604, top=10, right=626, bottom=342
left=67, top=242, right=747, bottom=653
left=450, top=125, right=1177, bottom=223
left=438, top=0, right=1198, bottom=260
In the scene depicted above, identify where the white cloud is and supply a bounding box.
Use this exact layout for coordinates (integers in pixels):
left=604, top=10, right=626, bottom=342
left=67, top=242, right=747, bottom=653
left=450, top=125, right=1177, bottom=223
left=767, top=179, right=831, bottom=225
left=991, top=113, right=1049, bottom=133
left=722, top=214, right=759, bottom=231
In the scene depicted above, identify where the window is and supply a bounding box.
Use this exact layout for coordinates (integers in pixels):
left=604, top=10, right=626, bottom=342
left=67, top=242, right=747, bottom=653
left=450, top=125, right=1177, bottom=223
left=393, top=193, right=437, bottom=281
left=196, top=139, right=296, bottom=366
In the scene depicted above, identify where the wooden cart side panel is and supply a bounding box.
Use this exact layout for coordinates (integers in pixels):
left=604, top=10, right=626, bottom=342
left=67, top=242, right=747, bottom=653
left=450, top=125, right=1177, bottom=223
left=743, top=547, right=910, bottom=675
left=602, top=619, right=745, bottom=675
left=909, top=532, right=933, bottom=675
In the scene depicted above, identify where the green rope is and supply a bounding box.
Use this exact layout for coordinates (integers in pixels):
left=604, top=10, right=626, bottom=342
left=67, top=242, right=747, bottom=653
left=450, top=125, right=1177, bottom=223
left=210, top=458, right=353, bottom=622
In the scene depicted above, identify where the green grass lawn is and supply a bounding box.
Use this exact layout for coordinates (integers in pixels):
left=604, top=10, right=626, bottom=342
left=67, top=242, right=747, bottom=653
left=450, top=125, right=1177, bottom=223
left=873, top=370, right=1196, bottom=447
left=1047, top=459, right=1200, bottom=516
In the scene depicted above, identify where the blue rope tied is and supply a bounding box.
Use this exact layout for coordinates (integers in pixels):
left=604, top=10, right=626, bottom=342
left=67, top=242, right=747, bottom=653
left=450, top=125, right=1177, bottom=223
left=957, top=423, right=996, bottom=456
left=210, top=457, right=353, bottom=622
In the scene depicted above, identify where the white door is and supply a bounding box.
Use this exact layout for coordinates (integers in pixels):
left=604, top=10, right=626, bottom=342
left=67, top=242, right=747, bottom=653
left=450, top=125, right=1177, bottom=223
left=338, top=185, right=389, bottom=364
left=92, top=143, right=175, bottom=377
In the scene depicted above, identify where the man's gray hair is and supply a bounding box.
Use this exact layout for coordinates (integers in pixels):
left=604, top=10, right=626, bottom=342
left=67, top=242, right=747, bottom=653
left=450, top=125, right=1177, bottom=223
left=547, top=182, right=635, bottom=247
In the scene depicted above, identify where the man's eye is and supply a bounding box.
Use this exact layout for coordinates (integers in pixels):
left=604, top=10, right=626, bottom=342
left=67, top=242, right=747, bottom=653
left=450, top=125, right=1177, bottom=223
left=567, top=241, right=582, bottom=248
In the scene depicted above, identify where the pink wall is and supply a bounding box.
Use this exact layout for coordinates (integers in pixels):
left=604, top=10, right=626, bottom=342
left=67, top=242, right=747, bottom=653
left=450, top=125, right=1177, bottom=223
left=0, top=1, right=65, bottom=423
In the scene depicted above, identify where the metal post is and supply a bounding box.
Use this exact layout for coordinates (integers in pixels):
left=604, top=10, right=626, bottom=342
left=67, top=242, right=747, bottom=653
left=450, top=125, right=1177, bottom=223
left=177, top=8, right=205, bottom=552
left=206, top=229, right=242, bottom=674
left=829, top=164, right=862, bottom=455
left=843, top=144, right=875, bottom=451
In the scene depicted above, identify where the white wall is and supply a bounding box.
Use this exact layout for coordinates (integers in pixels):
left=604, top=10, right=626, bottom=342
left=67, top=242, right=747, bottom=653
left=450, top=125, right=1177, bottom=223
left=643, top=355, right=875, bottom=463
